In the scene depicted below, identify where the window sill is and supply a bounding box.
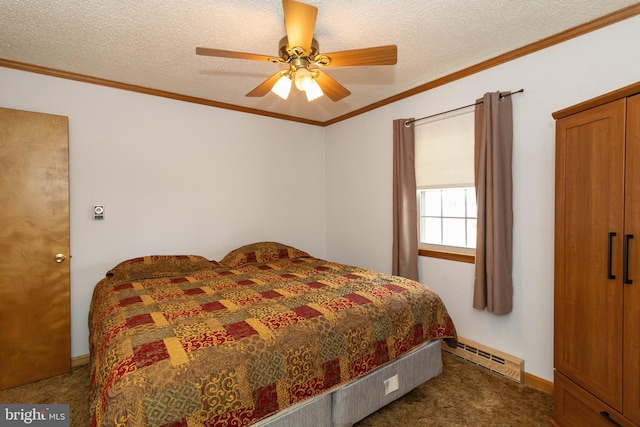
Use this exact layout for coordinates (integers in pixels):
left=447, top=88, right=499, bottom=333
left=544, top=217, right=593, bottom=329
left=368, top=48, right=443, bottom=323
left=418, top=248, right=475, bottom=264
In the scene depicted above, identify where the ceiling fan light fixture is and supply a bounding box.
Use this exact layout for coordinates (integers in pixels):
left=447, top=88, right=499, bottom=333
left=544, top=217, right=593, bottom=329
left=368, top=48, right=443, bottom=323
left=305, top=79, right=323, bottom=102
left=196, top=1, right=398, bottom=104
left=271, top=74, right=292, bottom=99
left=294, top=67, right=313, bottom=92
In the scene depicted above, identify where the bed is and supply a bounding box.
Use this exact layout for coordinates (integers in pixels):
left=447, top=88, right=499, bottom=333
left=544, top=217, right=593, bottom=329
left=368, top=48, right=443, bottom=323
left=89, top=242, right=456, bottom=426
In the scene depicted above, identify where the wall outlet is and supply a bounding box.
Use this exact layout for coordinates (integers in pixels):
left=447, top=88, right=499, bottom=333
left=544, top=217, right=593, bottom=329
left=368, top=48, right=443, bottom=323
left=383, top=374, right=399, bottom=395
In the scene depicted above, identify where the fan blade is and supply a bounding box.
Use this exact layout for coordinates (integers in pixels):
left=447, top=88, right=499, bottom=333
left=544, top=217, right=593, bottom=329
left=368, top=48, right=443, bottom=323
left=246, top=72, right=285, bottom=97
left=282, top=0, right=317, bottom=54
left=313, top=70, right=351, bottom=102
left=323, top=45, right=397, bottom=67
left=196, top=47, right=273, bottom=62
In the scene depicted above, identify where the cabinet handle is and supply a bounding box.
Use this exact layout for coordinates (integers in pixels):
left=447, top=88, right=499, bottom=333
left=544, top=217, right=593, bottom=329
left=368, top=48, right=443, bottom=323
left=608, top=232, right=616, bottom=279
left=624, top=234, right=634, bottom=284
left=600, top=411, right=623, bottom=427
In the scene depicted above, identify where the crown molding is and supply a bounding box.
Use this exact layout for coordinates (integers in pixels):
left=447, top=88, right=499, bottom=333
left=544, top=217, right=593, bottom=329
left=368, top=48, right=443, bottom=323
left=324, top=3, right=640, bottom=126
left=0, top=58, right=325, bottom=127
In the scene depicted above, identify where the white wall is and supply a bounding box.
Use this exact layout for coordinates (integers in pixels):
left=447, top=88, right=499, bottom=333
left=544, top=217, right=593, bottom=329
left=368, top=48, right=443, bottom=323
left=325, top=15, right=640, bottom=381
left=0, top=68, right=327, bottom=357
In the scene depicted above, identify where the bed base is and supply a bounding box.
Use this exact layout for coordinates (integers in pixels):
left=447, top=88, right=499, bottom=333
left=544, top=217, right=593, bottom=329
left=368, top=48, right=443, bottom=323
left=255, top=339, right=443, bottom=427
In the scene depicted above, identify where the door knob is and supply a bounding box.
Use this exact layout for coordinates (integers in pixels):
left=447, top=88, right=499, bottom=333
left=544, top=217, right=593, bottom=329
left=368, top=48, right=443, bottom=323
left=54, top=253, right=66, bottom=263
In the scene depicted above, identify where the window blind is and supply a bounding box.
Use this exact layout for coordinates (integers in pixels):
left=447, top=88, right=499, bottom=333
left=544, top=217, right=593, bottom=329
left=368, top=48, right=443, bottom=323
left=415, top=110, right=474, bottom=188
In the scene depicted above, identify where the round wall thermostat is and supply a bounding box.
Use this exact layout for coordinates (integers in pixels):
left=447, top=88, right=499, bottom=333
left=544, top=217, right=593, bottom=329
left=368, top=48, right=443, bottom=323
left=94, top=205, right=105, bottom=219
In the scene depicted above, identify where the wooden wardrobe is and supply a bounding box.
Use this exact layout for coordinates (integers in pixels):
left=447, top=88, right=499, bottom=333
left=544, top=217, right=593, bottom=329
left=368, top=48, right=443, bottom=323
left=553, top=82, right=640, bottom=427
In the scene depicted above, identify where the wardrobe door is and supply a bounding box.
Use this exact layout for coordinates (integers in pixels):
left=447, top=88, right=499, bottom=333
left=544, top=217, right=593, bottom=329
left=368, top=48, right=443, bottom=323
left=555, top=99, right=625, bottom=410
left=624, top=93, right=640, bottom=424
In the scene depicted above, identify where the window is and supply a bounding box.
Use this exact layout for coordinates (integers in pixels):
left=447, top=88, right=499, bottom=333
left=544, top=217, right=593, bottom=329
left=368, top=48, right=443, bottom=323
left=418, top=186, right=476, bottom=249
left=415, top=109, right=475, bottom=255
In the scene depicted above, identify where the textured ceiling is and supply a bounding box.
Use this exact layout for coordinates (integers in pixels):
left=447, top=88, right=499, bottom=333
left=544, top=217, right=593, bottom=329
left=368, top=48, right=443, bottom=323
left=1, top=0, right=639, bottom=123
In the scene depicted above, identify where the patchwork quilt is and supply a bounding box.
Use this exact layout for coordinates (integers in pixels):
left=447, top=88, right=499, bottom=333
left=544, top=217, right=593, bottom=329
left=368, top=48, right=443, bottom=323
left=89, top=242, right=456, bottom=426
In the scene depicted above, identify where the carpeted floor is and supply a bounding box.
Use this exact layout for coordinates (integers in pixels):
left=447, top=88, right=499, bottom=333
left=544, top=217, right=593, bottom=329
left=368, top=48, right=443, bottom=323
left=356, top=351, right=553, bottom=427
left=0, top=351, right=552, bottom=426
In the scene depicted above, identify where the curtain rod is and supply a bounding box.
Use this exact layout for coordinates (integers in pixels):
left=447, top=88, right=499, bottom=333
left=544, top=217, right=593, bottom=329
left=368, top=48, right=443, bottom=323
left=404, top=89, right=524, bottom=127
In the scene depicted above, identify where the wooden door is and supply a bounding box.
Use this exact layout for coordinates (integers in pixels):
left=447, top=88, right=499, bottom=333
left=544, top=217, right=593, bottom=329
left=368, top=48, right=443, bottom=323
left=624, top=93, right=640, bottom=424
left=0, top=107, right=70, bottom=390
left=554, top=99, right=625, bottom=410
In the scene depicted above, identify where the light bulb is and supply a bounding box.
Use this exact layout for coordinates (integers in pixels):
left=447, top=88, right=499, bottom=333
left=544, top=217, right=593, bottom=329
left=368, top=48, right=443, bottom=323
left=305, top=79, right=324, bottom=101
left=271, top=74, right=292, bottom=99
left=294, top=68, right=313, bottom=91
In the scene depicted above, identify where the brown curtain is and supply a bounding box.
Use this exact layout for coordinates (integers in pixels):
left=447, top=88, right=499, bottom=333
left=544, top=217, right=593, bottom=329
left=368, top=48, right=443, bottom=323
left=473, top=92, right=513, bottom=314
left=392, top=119, right=419, bottom=281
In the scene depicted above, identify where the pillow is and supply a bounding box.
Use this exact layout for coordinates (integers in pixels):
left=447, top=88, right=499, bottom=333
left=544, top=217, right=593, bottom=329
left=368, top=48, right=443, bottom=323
left=219, top=241, right=310, bottom=268
left=106, top=255, right=221, bottom=281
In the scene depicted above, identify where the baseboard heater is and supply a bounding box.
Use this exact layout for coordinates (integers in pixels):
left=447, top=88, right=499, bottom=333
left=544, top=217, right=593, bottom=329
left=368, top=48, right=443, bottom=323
left=443, top=336, right=524, bottom=383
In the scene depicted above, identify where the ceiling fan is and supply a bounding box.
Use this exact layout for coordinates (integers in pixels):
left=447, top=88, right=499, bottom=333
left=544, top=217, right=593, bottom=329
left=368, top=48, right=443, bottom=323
left=196, top=0, right=397, bottom=102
